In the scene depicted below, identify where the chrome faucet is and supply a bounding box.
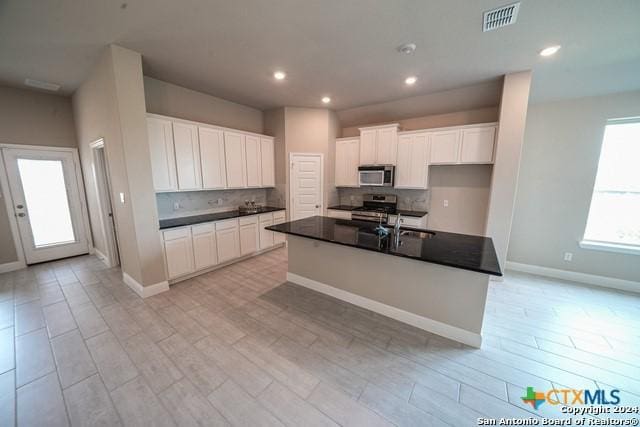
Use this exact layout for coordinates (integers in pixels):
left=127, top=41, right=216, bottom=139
left=394, top=214, right=402, bottom=247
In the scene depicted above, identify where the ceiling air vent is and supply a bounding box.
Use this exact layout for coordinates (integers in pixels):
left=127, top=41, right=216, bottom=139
left=483, top=2, right=520, bottom=32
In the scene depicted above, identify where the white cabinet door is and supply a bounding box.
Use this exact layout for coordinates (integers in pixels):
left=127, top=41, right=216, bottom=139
left=224, top=131, right=247, bottom=188
left=173, top=122, right=202, bottom=190
left=147, top=117, right=177, bottom=191
left=335, top=139, right=360, bottom=187
left=192, top=224, right=217, bottom=270
left=199, top=127, right=227, bottom=189
left=163, top=228, right=194, bottom=279
left=395, top=133, right=429, bottom=189
left=273, top=211, right=286, bottom=245
left=376, top=126, right=398, bottom=165
left=460, top=127, right=496, bottom=164
left=259, top=215, right=274, bottom=250
left=395, top=135, right=412, bottom=188
left=260, top=138, right=275, bottom=187
left=239, top=222, right=259, bottom=256
left=359, top=129, right=377, bottom=165
left=245, top=135, right=262, bottom=187
left=215, top=221, right=240, bottom=263
left=430, top=130, right=461, bottom=164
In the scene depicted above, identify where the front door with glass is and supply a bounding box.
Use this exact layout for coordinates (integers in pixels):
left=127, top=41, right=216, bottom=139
left=3, top=148, right=89, bottom=264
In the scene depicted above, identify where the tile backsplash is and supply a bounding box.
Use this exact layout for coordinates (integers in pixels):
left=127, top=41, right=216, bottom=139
left=156, top=189, right=270, bottom=219
left=337, top=187, right=430, bottom=211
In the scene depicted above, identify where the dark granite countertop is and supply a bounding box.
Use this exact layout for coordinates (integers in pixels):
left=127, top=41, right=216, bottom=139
left=159, top=206, right=285, bottom=230
left=327, top=205, right=428, bottom=218
left=266, top=216, right=501, bottom=276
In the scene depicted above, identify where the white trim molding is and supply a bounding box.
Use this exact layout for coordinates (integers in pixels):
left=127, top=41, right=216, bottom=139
left=122, top=272, right=169, bottom=298
left=287, top=272, right=483, bottom=348
left=579, top=240, right=640, bottom=256
left=0, top=260, right=26, bottom=274
left=506, top=261, right=640, bottom=294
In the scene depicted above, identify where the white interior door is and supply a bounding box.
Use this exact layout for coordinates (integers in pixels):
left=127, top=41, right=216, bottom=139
left=3, top=148, right=89, bottom=264
left=290, top=153, right=322, bottom=220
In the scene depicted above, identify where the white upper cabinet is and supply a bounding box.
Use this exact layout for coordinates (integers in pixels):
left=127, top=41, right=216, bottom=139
left=376, top=126, right=398, bottom=165
left=260, top=138, right=275, bottom=187
left=173, top=122, right=202, bottom=190
left=335, top=138, right=360, bottom=187
left=198, top=126, right=227, bottom=189
left=147, top=117, right=177, bottom=191
left=430, top=129, right=461, bottom=165
left=244, top=135, right=262, bottom=187
left=395, top=132, right=429, bottom=189
left=460, top=127, right=496, bottom=164
left=358, top=124, right=399, bottom=165
left=224, top=131, right=247, bottom=188
left=359, top=129, right=377, bottom=165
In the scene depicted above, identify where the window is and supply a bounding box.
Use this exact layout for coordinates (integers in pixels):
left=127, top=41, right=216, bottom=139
left=581, top=117, right=640, bottom=254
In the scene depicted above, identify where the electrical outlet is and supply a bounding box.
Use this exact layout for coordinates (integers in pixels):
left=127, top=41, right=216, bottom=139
left=564, top=252, right=573, bottom=262
left=443, top=200, right=449, bottom=208
left=173, top=202, right=181, bottom=210
left=217, top=198, right=223, bottom=205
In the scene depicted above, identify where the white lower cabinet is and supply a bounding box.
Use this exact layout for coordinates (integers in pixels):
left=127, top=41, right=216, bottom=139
left=259, top=213, right=274, bottom=250
left=273, top=211, right=286, bottom=245
left=192, top=223, right=217, bottom=270
left=162, top=211, right=285, bottom=281
left=239, top=216, right=259, bottom=256
left=215, top=219, right=240, bottom=263
left=163, top=227, right=194, bottom=279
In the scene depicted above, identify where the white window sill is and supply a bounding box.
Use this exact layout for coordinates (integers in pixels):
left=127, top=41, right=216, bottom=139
left=579, top=240, right=640, bottom=256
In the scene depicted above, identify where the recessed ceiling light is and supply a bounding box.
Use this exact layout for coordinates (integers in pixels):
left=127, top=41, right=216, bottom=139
left=397, top=43, right=417, bottom=54
left=405, top=76, right=417, bottom=85
left=539, top=45, right=561, bottom=57
left=24, top=78, right=61, bottom=91
left=321, top=97, right=331, bottom=104
left=273, top=71, right=286, bottom=80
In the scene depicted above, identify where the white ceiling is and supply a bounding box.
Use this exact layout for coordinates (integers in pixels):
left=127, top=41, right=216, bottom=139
left=1, top=0, right=639, bottom=110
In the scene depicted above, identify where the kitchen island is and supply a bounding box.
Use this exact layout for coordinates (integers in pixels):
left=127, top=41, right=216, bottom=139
left=267, top=216, right=501, bottom=347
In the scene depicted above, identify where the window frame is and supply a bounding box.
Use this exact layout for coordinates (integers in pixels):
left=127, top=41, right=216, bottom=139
left=580, top=116, right=640, bottom=256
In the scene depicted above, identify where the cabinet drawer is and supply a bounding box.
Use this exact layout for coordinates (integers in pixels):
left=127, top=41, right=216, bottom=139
left=239, top=215, right=258, bottom=226
left=215, top=218, right=238, bottom=231
left=191, top=223, right=215, bottom=235
left=273, top=211, right=286, bottom=221
left=259, top=213, right=273, bottom=222
left=162, top=227, right=191, bottom=241
left=327, top=209, right=352, bottom=220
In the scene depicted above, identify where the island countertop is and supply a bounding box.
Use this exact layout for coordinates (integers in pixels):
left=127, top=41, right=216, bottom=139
left=266, top=216, right=502, bottom=276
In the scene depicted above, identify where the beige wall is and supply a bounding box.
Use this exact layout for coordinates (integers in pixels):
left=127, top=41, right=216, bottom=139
left=341, top=107, right=499, bottom=137
left=486, top=71, right=532, bottom=271
left=284, top=107, right=338, bottom=213
left=73, top=45, right=165, bottom=287
left=143, top=77, right=263, bottom=134
left=508, top=90, right=640, bottom=282
left=263, top=108, right=287, bottom=209
left=428, top=165, right=492, bottom=235
left=0, top=86, right=78, bottom=265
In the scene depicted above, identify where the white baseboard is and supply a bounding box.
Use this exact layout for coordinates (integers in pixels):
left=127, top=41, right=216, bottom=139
left=287, top=272, right=482, bottom=348
left=122, top=272, right=169, bottom=298
left=505, top=261, right=640, bottom=294
left=93, top=248, right=111, bottom=268
left=0, top=260, right=26, bottom=274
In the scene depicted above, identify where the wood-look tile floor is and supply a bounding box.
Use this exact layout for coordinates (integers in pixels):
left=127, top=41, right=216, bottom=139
left=1, top=247, right=639, bottom=426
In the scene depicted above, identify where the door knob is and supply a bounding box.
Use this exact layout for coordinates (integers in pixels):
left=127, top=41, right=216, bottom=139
left=315, top=205, right=320, bottom=208
left=16, top=204, right=23, bottom=209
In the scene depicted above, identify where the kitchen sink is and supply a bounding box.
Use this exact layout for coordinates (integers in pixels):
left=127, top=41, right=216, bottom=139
left=400, top=230, right=435, bottom=239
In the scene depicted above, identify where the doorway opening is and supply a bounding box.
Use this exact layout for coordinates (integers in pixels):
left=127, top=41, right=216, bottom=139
left=90, top=139, right=120, bottom=268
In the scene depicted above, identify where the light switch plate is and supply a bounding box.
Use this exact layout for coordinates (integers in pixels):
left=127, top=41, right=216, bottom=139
left=119, top=192, right=125, bottom=204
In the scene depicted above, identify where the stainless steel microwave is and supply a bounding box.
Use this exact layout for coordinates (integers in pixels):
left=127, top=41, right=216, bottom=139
left=358, top=165, right=394, bottom=187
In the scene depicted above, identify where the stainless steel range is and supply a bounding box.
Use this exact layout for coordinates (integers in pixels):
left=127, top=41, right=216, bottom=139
left=351, top=194, right=397, bottom=223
